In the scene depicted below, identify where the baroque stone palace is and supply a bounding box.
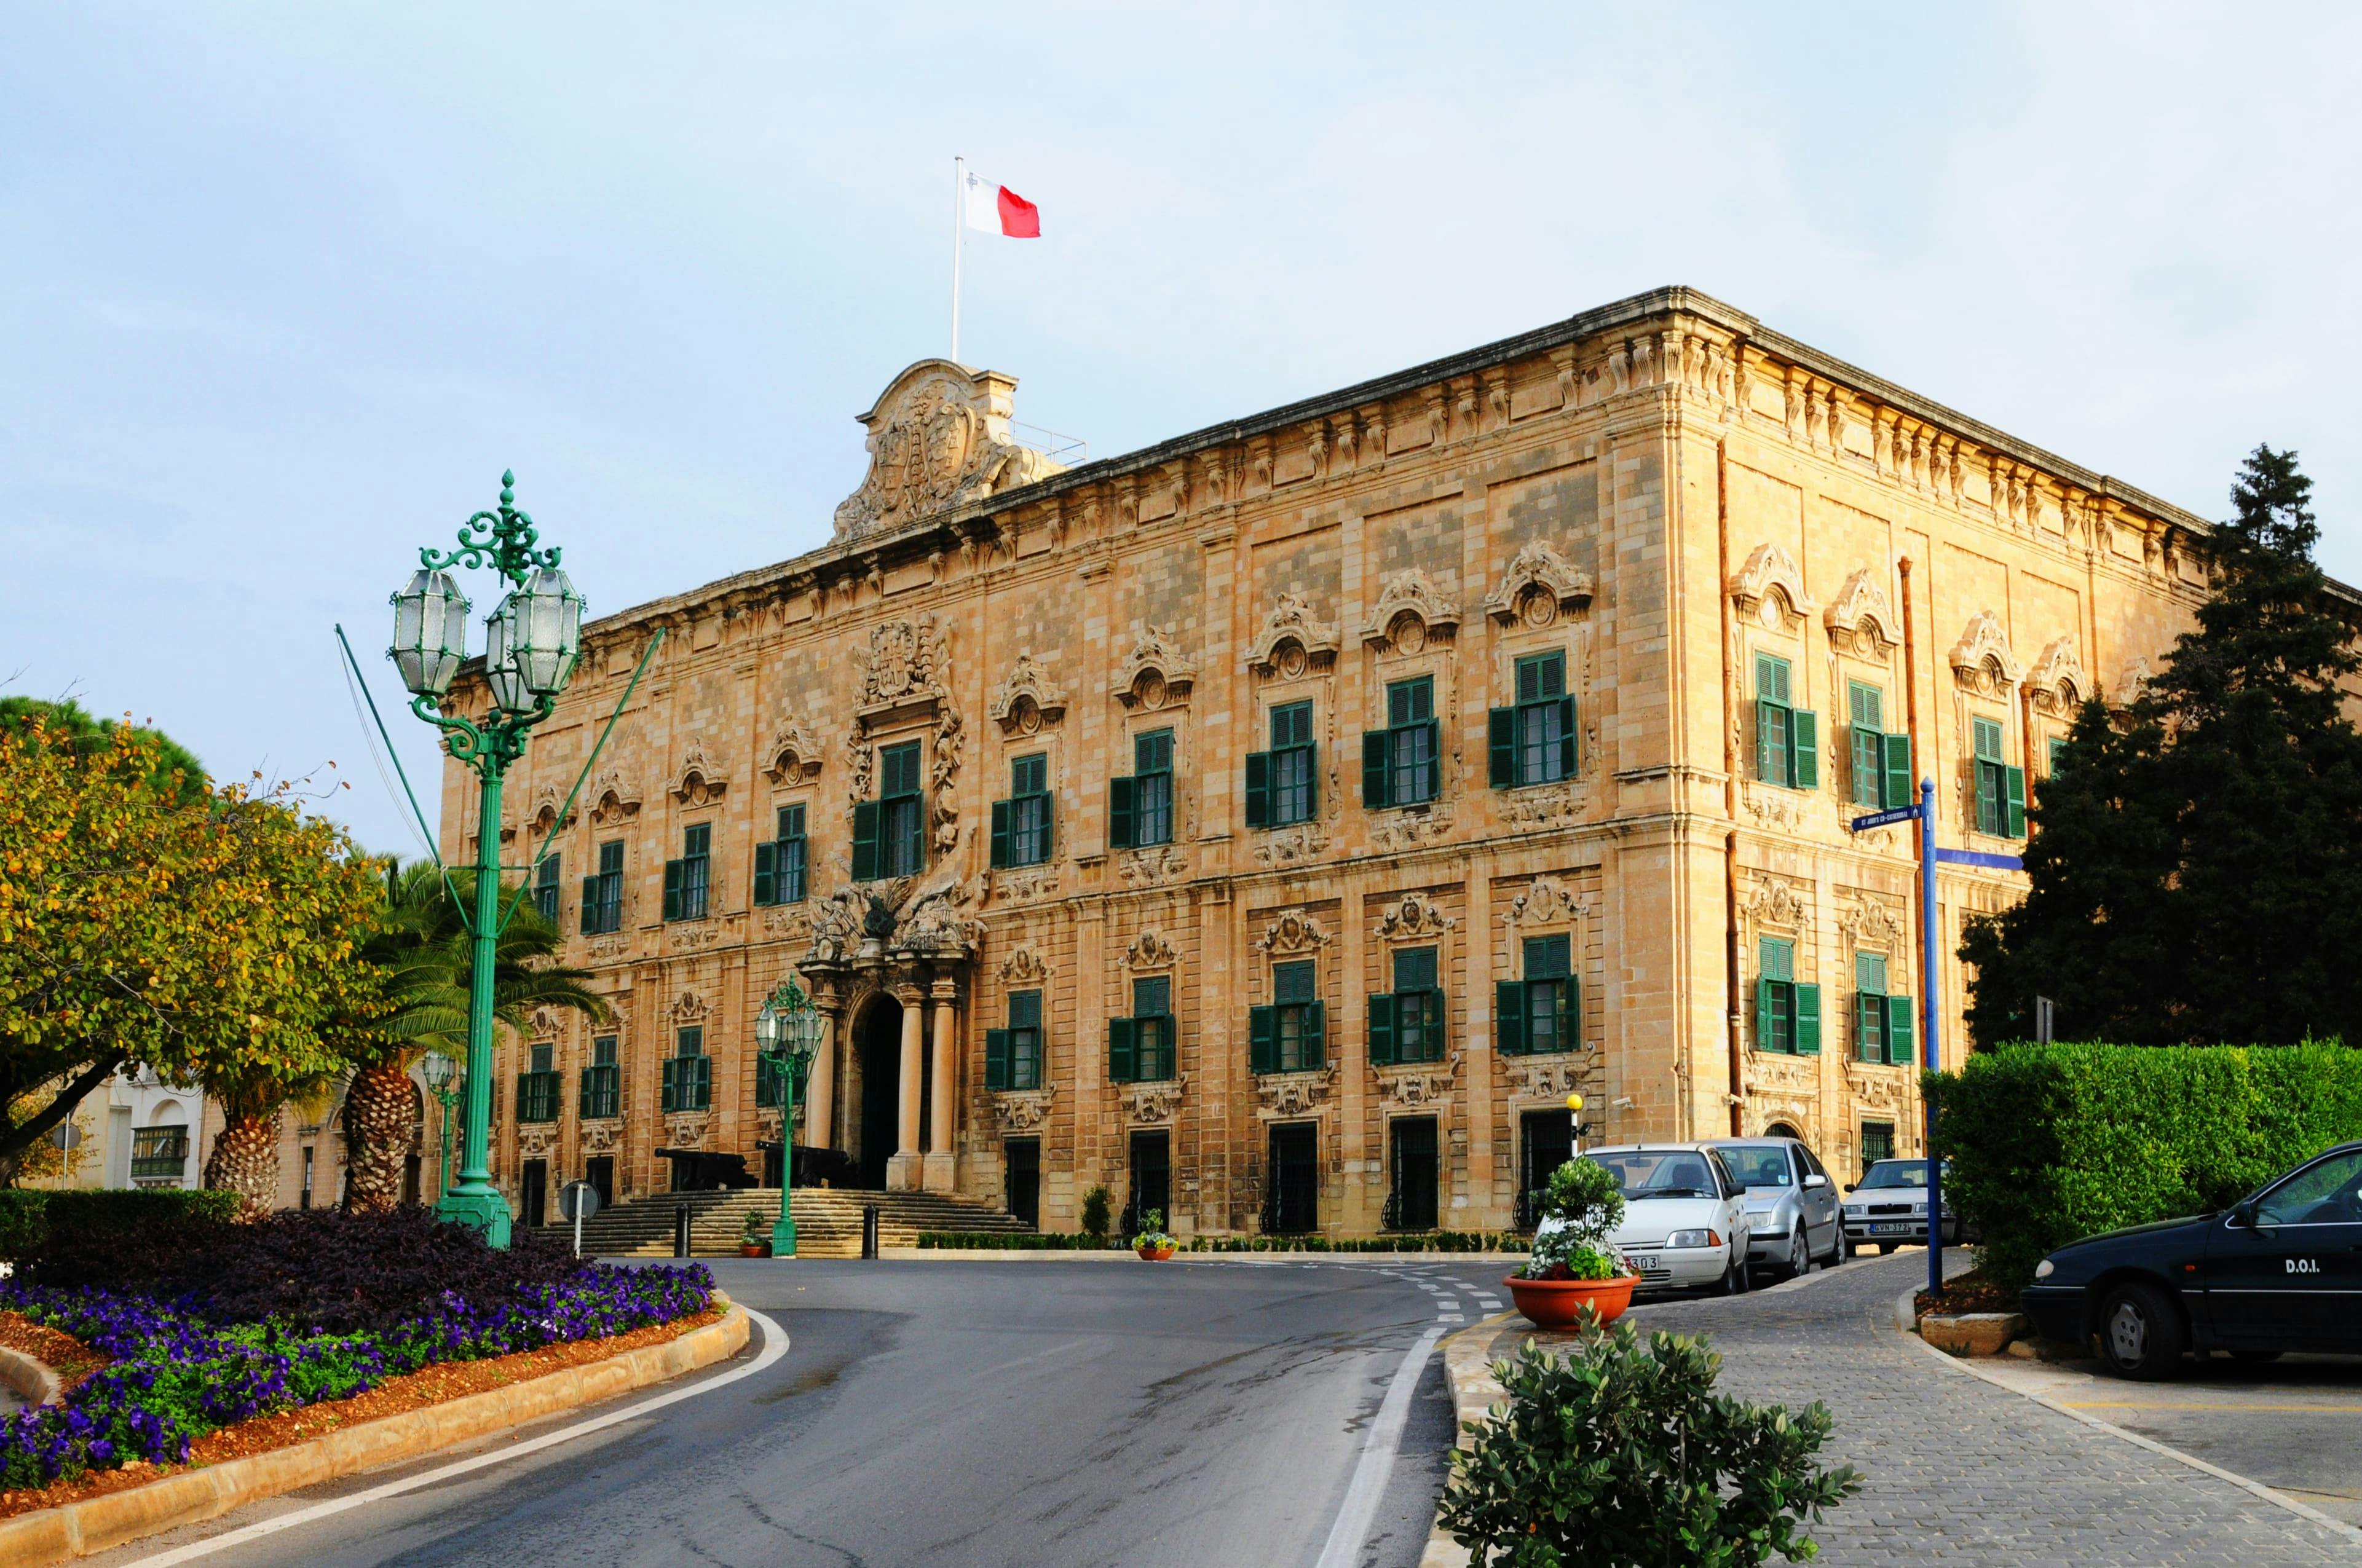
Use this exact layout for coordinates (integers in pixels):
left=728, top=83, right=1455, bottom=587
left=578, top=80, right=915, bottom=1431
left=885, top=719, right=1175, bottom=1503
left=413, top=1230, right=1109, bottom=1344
left=438, top=285, right=2214, bottom=1238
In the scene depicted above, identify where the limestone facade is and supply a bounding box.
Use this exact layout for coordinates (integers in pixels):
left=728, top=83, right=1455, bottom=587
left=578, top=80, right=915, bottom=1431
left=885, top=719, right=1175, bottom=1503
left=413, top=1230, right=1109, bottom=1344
left=436, top=286, right=2220, bottom=1236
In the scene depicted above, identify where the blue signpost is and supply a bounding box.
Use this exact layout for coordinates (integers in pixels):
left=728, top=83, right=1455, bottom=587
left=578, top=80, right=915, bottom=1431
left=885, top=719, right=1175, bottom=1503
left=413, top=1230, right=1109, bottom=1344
left=1849, top=780, right=1950, bottom=1301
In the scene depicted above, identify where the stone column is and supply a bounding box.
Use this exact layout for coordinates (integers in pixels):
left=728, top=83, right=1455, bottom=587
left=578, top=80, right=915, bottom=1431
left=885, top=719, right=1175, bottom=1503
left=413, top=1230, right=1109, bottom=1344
left=924, top=976, right=960, bottom=1192
left=889, top=979, right=925, bottom=1191
left=804, top=1007, right=837, bottom=1157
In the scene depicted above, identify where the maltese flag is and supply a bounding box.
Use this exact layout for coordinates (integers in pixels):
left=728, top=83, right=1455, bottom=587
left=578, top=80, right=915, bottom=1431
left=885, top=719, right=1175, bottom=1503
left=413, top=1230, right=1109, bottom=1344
left=963, top=170, right=1041, bottom=238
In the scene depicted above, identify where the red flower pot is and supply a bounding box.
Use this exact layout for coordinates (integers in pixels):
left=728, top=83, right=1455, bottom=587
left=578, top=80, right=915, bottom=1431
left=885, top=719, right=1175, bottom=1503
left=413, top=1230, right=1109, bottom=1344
left=1503, top=1273, right=1638, bottom=1330
left=1137, top=1243, right=1176, bottom=1261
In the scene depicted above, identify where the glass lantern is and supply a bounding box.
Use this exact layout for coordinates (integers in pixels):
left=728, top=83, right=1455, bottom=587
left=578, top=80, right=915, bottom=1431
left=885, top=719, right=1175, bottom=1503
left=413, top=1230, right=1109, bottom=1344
left=511, top=567, right=585, bottom=697
left=483, top=599, right=536, bottom=715
left=389, top=570, right=471, bottom=698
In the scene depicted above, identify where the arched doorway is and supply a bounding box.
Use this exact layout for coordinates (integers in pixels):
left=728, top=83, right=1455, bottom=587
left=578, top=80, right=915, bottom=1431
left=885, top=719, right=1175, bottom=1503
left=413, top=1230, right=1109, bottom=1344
left=1764, top=1121, right=1803, bottom=1140
left=855, top=993, right=903, bottom=1191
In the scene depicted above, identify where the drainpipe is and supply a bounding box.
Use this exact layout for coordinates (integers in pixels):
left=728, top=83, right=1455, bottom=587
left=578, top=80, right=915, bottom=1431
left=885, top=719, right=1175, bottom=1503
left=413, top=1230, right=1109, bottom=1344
left=1898, top=555, right=1928, bottom=1147
left=1718, top=438, right=1744, bottom=1136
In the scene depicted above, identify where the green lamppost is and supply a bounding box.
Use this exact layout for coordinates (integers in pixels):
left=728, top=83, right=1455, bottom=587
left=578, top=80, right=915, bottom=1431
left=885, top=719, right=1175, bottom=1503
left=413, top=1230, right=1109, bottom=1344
left=389, top=472, right=583, bottom=1248
left=754, top=977, right=823, bottom=1258
left=421, top=1050, right=460, bottom=1200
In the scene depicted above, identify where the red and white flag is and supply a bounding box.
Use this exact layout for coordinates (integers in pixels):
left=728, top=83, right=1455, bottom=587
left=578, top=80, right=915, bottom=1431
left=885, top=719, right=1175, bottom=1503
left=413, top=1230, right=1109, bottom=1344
left=962, top=170, right=1041, bottom=238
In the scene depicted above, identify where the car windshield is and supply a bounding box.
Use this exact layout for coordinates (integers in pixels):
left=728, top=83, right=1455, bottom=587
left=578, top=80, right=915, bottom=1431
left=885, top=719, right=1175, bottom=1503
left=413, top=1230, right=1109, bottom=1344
left=1858, top=1160, right=1927, bottom=1189
left=1588, top=1150, right=1718, bottom=1200
left=1718, top=1145, right=1795, bottom=1189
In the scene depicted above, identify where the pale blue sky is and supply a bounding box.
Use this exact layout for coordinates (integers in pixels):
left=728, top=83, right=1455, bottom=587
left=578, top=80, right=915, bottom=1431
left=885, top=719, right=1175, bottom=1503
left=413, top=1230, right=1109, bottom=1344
left=5, top=3, right=2358, bottom=856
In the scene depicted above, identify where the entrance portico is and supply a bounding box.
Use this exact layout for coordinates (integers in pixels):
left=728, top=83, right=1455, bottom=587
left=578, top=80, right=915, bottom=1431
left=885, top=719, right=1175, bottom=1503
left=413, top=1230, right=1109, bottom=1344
left=804, top=898, right=974, bottom=1194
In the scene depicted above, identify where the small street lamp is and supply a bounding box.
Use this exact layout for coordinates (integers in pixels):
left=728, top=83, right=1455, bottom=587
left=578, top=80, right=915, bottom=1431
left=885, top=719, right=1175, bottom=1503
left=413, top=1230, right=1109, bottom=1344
left=421, top=1051, right=460, bottom=1202
left=754, top=977, right=823, bottom=1258
left=390, top=472, right=583, bottom=1249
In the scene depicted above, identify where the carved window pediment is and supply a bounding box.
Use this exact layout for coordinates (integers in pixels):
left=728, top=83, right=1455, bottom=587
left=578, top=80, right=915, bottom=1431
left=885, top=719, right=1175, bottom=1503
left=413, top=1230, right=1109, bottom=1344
left=1112, top=624, right=1196, bottom=711
left=1121, top=929, right=1178, bottom=970
left=1246, top=591, right=1340, bottom=679
left=1253, top=909, right=1332, bottom=955
left=990, top=652, right=1068, bottom=736
left=2112, top=655, right=2155, bottom=711
left=1361, top=568, right=1461, bottom=655
left=1375, top=890, right=1458, bottom=940
left=1501, top=876, right=1588, bottom=929
left=668, top=741, right=728, bottom=807
left=1729, top=543, right=1813, bottom=629
left=2026, top=637, right=2090, bottom=716
left=1485, top=542, right=1593, bottom=628
left=858, top=615, right=952, bottom=730
left=763, top=714, right=824, bottom=785
left=1948, top=611, right=2024, bottom=694
left=1000, top=945, right=1053, bottom=985
left=1822, top=568, right=1900, bottom=656
left=587, top=770, right=642, bottom=829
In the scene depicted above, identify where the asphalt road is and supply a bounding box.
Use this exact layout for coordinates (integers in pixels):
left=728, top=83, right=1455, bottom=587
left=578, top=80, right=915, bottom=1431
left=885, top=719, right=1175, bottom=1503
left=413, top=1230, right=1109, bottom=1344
left=88, top=1256, right=1521, bottom=1568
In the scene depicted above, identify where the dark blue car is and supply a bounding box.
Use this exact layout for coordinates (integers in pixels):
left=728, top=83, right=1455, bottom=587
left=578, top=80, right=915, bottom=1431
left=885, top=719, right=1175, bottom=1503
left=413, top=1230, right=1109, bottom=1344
left=2020, top=1141, right=2362, bottom=1379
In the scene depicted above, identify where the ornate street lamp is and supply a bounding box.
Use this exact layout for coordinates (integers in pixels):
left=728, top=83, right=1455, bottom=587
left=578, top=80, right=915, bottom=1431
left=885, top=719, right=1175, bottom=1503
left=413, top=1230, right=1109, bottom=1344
left=420, top=1050, right=460, bottom=1202
left=389, top=471, right=585, bottom=1248
left=754, top=977, right=823, bottom=1258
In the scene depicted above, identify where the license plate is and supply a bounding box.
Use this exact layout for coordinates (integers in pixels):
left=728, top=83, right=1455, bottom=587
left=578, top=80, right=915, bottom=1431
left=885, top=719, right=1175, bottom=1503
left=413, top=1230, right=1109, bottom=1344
left=1871, top=1223, right=1916, bottom=1234
left=1627, top=1253, right=1659, bottom=1271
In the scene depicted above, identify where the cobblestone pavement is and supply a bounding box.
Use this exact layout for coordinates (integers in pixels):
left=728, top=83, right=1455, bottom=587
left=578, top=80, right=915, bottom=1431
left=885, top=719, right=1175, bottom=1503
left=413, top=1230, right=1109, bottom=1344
left=1536, top=1253, right=2361, bottom=1567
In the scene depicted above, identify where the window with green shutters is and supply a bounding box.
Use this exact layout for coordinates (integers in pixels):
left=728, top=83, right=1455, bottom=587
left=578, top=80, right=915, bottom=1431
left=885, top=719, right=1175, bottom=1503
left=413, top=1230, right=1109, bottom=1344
left=755, top=804, right=809, bottom=906
left=1852, top=950, right=1914, bottom=1065
left=853, top=741, right=926, bottom=880
left=660, top=1026, right=711, bottom=1113
left=987, top=990, right=1044, bottom=1092
left=1370, top=945, right=1447, bottom=1066
left=1753, top=653, right=1818, bottom=790
left=662, top=824, right=711, bottom=922
left=1846, top=681, right=1913, bottom=809
left=579, top=1035, right=620, bottom=1119
left=532, top=853, right=561, bottom=925
left=1109, top=730, right=1175, bottom=849
left=516, top=1041, right=560, bottom=1124
left=1364, top=677, right=1440, bottom=808
left=1251, top=961, right=1325, bottom=1074
left=1246, top=701, right=1317, bottom=828
left=1108, top=974, right=1175, bottom=1084
left=1488, top=650, right=1578, bottom=788
left=991, top=754, right=1054, bottom=869
left=1753, top=936, right=1820, bottom=1055
left=581, top=841, right=624, bottom=935
left=1972, top=716, right=2026, bottom=837
left=2048, top=735, right=2069, bottom=778
left=1496, top=934, right=1576, bottom=1055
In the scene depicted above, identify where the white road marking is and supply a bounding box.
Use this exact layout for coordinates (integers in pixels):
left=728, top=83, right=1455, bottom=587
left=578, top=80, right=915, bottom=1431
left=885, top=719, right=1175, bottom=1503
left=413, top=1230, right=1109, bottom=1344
left=117, top=1309, right=791, bottom=1567
left=1311, top=1321, right=1447, bottom=1568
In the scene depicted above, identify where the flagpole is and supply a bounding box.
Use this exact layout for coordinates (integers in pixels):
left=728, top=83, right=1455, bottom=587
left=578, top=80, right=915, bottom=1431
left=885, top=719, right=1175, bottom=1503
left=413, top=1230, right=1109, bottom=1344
left=950, top=155, right=965, bottom=363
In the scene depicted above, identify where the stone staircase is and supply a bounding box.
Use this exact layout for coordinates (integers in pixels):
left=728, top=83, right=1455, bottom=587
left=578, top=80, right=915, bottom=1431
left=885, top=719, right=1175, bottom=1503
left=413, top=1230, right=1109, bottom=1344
left=567, top=1186, right=1035, bottom=1259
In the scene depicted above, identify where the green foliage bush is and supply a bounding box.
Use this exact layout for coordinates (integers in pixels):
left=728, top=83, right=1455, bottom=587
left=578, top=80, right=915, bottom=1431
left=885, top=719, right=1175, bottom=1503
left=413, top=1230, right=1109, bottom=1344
left=1079, top=1184, right=1112, bottom=1240
left=916, top=1231, right=1125, bottom=1250
left=912, top=1229, right=1535, bottom=1253
left=1439, top=1319, right=1859, bottom=1567
left=0, top=1188, right=244, bottom=1272
left=1931, top=1041, right=2362, bottom=1293
left=1521, top=1157, right=1625, bottom=1281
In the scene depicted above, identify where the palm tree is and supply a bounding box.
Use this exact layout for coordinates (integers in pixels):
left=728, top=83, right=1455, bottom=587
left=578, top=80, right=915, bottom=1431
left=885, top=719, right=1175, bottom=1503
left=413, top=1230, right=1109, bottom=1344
left=340, top=860, right=607, bottom=1213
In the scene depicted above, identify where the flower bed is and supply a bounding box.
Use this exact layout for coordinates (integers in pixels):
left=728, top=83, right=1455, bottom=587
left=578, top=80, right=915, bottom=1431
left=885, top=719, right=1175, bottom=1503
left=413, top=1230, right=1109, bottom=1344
left=0, top=1263, right=712, bottom=1490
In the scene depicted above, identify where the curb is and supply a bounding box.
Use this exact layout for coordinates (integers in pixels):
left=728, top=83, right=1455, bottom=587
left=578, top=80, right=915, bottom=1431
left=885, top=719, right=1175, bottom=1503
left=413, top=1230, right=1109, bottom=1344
left=0, top=1296, right=751, bottom=1568
left=0, top=1343, right=63, bottom=1408
left=1417, top=1310, right=1521, bottom=1568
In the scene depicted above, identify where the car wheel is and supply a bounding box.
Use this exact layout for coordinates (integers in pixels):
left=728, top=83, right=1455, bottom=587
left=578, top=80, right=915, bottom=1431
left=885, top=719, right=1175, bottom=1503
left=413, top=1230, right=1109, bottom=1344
left=1780, top=1230, right=1808, bottom=1282
left=1819, top=1221, right=1844, bottom=1267
left=1715, top=1248, right=1747, bottom=1296
left=2098, top=1282, right=2187, bottom=1381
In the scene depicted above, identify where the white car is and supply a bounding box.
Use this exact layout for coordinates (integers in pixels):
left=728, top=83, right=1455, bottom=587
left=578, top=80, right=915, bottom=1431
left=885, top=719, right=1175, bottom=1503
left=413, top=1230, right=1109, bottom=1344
left=1539, top=1143, right=1753, bottom=1294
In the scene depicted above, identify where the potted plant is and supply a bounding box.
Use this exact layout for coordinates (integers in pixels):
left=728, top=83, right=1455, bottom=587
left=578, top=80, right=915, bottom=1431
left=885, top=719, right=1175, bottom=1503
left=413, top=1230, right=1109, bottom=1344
left=1506, top=1157, right=1638, bottom=1328
left=740, top=1208, right=771, bottom=1258
left=1131, top=1207, right=1177, bottom=1262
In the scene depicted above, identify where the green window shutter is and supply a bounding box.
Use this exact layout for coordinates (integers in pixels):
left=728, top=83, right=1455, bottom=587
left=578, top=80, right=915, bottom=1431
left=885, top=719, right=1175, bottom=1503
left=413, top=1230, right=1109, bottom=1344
left=1301, top=749, right=1318, bottom=819
left=1108, top=775, right=1136, bottom=851
left=1368, top=992, right=1397, bottom=1066
left=1362, top=730, right=1390, bottom=806
left=1857, top=991, right=1882, bottom=1063
left=1755, top=975, right=1776, bottom=1052
left=1796, top=983, right=1822, bottom=1054
left=1556, top=696, right=1578, bottom=780
left=1495, top=980, right=1527, bottom=1055
left=753, top=840, right=776, bottom=905
left=1244, top=751, right=1273, bottom=829
left=985, top=1028, right=1011, bottom=1092
left=1554, top=979, right=1574, bottom=1051
left=1882, top=731, right=1914, bottom=811
left=1305, top=999, right=1326, bottom=1069
left=1851, top=727, right=1879, bottom=807
left=1248, top=1006, right=1277, bottom=1074
left=850, top=800, right=881, bottom=881
left=1888, top=995, right=1916, bottom=1065
left=1107, top=1017, right=1137, bottom=1084
left=2005, top=765, right=2027, bottom=838
left=579, top=876, right=598, bottom=934
left=1427, top=990, right=1450, bottom=1058
left=662, top=859, right=683, bottom=921
left=990, top=800, right=1013, bottom=869
left=1756, top=698, right=1783, bottom=784
left=660, top=1058, right=679, bottom=1113
left=1791, top=708, right=1818, bottom=789
left=1488, top=706, right=1516, bottom=788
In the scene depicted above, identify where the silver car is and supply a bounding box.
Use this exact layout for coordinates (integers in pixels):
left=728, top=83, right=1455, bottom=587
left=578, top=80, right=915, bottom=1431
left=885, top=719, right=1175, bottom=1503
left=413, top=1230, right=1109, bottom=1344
left=1710, top=1137, right=1844, bottom=1281
left=1840, top=1158, right=1965, bottom=1253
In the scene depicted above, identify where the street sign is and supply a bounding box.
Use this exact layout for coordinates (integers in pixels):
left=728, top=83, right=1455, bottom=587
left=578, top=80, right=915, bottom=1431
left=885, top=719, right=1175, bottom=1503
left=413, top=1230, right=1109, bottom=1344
left=1934, top=847, right=2023, bottom=872
left=1848, top=804, right=1922, bottom=832
left=559, top=1180, right=601, bottom=1260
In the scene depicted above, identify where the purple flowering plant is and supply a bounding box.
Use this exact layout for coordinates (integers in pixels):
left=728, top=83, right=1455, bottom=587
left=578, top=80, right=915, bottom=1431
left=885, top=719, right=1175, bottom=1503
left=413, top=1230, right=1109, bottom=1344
left=0, top=1263, right=711, bottom=1491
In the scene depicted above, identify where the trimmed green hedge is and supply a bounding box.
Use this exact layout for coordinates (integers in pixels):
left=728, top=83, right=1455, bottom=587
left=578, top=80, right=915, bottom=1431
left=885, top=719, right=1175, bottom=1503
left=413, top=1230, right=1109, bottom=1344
left=914, top=1229, right=1533, bottom=1254
left=1930, top=1042, right=2362, bottom=1293
left=916, top=1232, right=1127, bottom=1251
left=0, top=1188, right=245, bottom=1272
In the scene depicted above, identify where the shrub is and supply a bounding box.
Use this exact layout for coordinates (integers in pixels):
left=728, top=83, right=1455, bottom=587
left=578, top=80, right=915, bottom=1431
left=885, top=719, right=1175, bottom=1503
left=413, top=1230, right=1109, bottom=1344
left=1520, top=1157, right=1625, bottom=1282
left=1079, top=1184, right=1112, bottom=1241
left=1439, top=1318, right=1860, bottom=1568
left=3, top=1188, right=245, bottom=1283
left=0, top=1190, right=45, bottom=1261
left=1930, top=1041, right=2362, bottom=1293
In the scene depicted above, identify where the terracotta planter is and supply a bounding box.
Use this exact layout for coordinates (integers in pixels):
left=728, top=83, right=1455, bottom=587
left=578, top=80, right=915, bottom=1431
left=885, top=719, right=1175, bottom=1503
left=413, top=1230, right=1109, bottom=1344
left=1504, top=1273, right=1639, bottom=1330
left=740, top=1242, right=768, bottom=1258
left=1137, top=1243, right=1176, bottom=1261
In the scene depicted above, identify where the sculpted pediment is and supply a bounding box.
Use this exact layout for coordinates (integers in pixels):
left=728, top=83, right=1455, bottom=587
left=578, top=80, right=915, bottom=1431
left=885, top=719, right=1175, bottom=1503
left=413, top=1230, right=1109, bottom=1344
left=832, top=361, right=1066, bottom=541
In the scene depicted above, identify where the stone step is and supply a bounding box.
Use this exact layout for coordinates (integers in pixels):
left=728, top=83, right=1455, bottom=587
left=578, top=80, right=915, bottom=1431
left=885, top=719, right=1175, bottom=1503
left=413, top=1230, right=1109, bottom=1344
left=564, top=1187, right=1032, bottom=1259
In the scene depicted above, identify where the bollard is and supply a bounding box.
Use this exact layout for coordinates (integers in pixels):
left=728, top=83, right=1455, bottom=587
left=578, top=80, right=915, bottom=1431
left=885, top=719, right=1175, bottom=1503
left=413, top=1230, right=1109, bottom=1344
left=861, top=1202, right=880, bottom=1260
left=674, top=1203, right=693, bottom=1259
